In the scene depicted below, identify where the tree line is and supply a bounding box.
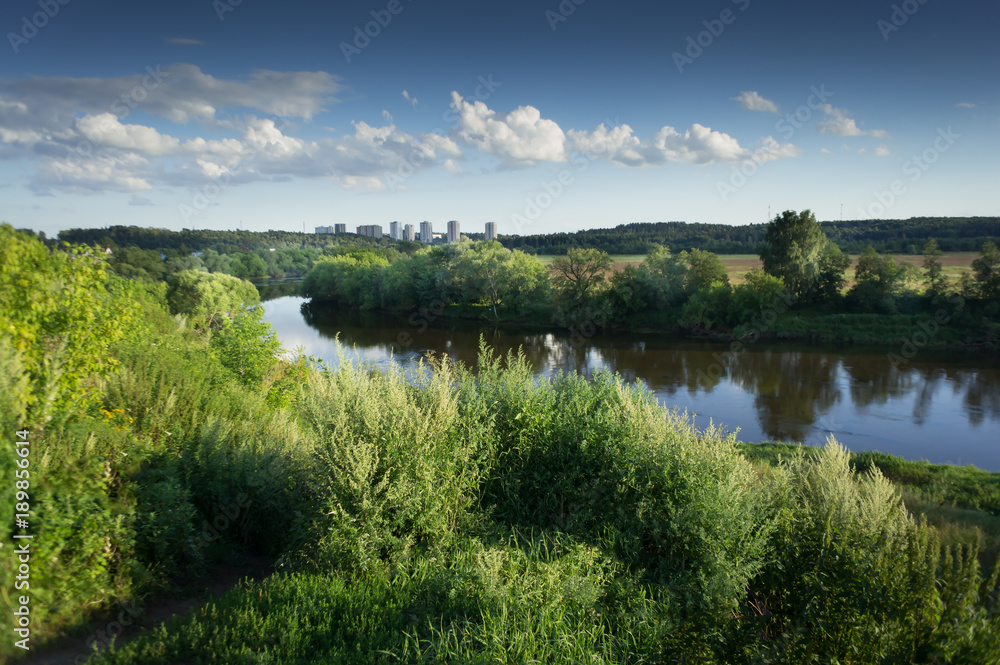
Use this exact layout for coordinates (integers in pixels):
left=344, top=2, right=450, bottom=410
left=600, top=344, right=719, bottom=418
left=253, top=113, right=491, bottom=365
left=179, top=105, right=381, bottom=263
left=499, top=216, right=1000, bottom=255
left=301, top=210, right=1000, bottom=345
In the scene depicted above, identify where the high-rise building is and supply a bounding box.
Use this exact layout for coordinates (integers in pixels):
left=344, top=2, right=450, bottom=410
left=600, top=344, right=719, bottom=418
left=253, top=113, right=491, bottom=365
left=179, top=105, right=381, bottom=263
left=390, top=221, right=401, bottom=241
left=355, top=225, right=383, bottom=238
left=485, top=222, right=497, bottom=240
left=403, top=224, right=415, bottom=241
left=315, top=226, right=334, bottom=234
left=420, top=221, right=433, bottom=244
left=447, top=220, right=460, bottom=243
left=334, top=224, right=347, bottom=234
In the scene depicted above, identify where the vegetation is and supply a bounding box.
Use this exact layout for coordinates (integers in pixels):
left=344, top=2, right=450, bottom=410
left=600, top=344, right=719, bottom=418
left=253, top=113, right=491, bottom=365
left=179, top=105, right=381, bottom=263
left=498, top=216, right=1000, bottom=256
left=2, top=224, right=1000, bottom=663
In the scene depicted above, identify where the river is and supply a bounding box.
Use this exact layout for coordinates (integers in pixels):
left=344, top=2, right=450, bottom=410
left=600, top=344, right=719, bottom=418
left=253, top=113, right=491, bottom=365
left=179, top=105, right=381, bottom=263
left=262, top=295, right=1000, bottom=471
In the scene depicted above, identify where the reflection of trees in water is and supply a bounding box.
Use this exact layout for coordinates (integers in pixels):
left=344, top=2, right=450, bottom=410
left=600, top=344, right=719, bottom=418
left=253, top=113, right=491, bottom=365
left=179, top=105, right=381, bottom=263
left=841, top=355, right=1000, bottom=427
left=255, top=280, right=302, bottom=302
left=725, top=350, right=842, bottom=442
left=961, top=370, right=1000, bottom=426
left=295, top=300, right=1000, bottom=433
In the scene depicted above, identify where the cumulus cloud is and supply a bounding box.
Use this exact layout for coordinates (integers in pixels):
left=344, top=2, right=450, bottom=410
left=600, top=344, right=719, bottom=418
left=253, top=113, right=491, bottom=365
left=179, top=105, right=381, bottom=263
left=450, top=92, right=567, bottom=164
left=732, top=90, right=779, bottom=113
left=402, top=90, right=418, bottom=108
left=568, top=123, right=796, bottom=167
left=955, top=102, right=976, bottom=109
left=859, top=144, right=891, bottom=157
left=817, top=104, right=889, bottom=138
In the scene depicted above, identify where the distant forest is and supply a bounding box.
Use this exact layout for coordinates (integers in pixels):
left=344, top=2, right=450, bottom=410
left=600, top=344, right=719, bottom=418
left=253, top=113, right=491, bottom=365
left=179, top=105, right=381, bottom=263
left=55, top=216, right=1000, bottom=256
left=499, top=217, right=1000, bottom=255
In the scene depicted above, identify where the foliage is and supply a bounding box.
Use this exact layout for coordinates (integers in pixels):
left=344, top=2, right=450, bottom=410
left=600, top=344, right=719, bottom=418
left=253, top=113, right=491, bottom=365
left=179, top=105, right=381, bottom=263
left=730, top=268, right=789, bottom=328
left=300, top=251, right=390, bottom=309
left=166, top=269, right=260, bottom=327
left=759, top=209, right=844, bottom=302
left=452, top=240, right=550, bottom=320
left=972, top=240, right=1000, bottom=299
left=0, top=224, right=130, bottom=422
left=923, top=238, right=947, bottom=298
left=849, top=245, right=909, bottom=313
left=684, top=248, right=729, bottom=292
left=210, top=305, right=282, bottom=389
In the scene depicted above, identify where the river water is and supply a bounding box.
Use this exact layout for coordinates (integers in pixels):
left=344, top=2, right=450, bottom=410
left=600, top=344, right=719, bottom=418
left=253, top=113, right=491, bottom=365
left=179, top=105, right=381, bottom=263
left=262, top=295, right=1000, bottom=470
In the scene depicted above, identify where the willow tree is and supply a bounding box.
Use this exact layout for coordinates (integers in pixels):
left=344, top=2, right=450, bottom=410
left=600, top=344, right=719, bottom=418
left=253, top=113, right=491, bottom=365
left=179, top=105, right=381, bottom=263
left=759, top=209, right=846, bottom=302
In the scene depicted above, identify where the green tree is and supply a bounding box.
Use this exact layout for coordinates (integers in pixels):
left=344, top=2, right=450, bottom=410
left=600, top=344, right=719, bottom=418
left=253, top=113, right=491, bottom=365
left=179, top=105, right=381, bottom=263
left=760, top=209, right=844, bottom=302
left=637, top=245, right=688, bottom=308
left=551, top=247, right=612, bottom=304
left=815, top=242, right=851, bottom=300
left=210, top=305, right=282, bottom=389
left=922, top=238, right=947, bottom=298
left=684, top=248, right=729, bottom=292
left=166, top=269, right=260, bottom=327
left=849, top=246, right=907, bottom=313
left=453, top=241, right=549, bottom=320
left=971, top=240, right=1000, bottom=299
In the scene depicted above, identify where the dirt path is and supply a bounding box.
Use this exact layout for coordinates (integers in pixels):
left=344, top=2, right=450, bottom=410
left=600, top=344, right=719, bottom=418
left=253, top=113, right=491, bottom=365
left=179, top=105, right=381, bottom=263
left=20, top=555, right=275, bottom=665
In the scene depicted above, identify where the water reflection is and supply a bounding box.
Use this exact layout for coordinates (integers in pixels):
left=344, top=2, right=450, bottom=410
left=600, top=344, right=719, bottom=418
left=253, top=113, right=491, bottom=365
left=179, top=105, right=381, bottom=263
left=264, top=297, right=1000, bottom=470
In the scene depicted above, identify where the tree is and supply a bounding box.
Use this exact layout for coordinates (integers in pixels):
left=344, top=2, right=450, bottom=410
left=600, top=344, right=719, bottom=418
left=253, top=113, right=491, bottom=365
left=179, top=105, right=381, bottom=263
left=210, top=305, right=282, bottom=389
left=453, top=241, right=549, bottom=321
left=684, top=249, right=729, bottom=293
left=166, top=269, right=261, bottom=327
left=760, top=209, right=843, bottom=301
left=971, top=241, right=1000, bottom=299
left=922, top=239, right=947, bottom=298
left=637, top=245, right=688, bottom=308
left=815, top=243, right=851, bottom=301
left=551, top=247, right=613, bottom=303
left=849, top=246, right=907, bottom=313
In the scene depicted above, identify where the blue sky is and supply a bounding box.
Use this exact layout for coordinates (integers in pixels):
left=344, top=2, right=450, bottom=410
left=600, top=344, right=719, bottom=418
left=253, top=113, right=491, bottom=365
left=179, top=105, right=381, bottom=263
left=1, top=0, right=997, bottom=238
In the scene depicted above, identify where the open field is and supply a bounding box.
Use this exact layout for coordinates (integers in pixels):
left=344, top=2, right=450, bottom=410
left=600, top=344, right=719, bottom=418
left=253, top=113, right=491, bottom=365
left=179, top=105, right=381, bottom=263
left=536, top=252, right=981, bottom=286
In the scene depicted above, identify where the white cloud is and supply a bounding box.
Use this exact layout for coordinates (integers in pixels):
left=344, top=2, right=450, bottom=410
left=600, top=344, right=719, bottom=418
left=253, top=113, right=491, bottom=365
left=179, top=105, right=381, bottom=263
left=955, top=102, right=976, bottom=109
left=859, top=144, right=891, bottom=157
left=820, top=148, right=832, bottom=154
left=817, top=104, right=889, bottom=138
left=732, top=90, right=779, bottom=113
left=402, top=90, right=418, bottom=108
left=450, top=92, right=567, bottom=164
left=568, top=123, right=796, bottom=167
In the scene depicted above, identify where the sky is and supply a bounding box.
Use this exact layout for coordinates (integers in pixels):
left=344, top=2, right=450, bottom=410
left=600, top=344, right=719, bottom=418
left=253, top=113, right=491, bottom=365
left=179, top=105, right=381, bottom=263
left=1, top=0, right=998, bottom=238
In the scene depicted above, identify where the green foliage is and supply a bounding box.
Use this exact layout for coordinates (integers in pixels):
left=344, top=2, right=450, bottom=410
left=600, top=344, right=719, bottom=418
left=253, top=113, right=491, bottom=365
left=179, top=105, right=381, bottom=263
left=849, top=245, right=909, bottom=313
left=452, top=240, right=550, bottom=320
left=301, top=251, right=389, bottom=309
left=923, top=238, right=947, bottom=298
left=760, top=209, right=845, bottom=302
left=972, top=240, right=1000, bottom=299
left=730, top=268, right=789, bottom=328
left=684, top=248, right=729, bottom=292
left=166, top=269, right=260, bottom=327
left=680, top=281, right=733, bottom=329
left=0, top=224, right=130, bottom=423
left=551, top=247, right=613, bottom=326
left=210, top=305, right=282, bottom=389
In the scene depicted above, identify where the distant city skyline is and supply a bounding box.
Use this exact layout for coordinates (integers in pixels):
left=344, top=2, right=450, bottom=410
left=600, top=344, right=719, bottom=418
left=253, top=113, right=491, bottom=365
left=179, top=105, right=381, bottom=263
left=1, top=1, right=997, bottom=238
